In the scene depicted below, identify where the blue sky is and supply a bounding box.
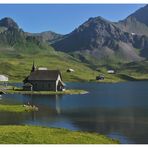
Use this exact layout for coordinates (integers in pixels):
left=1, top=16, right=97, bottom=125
left=0, top=4, right=145, bottom=34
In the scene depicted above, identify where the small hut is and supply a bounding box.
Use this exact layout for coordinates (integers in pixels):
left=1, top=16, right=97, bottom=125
left=96, top=75, right=105, bottom=80
left=0, top=75, right=8, bottom=94
left=107, top=70, right=115, bottom=74
left=0, top=75, right=8, bottom=82
left=67, top=68, right=75, bottom=72
left=0, top=75, right=8, bottom=86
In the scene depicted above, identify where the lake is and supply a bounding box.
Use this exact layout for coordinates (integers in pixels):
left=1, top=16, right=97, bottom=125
left=0, top=81, right=148, bottom=144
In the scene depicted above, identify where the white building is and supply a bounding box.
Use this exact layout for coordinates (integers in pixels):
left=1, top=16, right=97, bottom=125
left=67, top=68, right=75, bottom=72
left=107, top=70, right=115, bottom=74
left=0, top=75, right=8, bottom=82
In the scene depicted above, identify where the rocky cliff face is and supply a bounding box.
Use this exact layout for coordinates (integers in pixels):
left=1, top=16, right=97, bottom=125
left=53, top=17, right=132, bottom=52
left=52, top=16, right=148, bottom=63
left=117, top=5, right=148, bottom=36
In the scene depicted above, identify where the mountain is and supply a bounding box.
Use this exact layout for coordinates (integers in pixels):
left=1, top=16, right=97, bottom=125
left=0, top=17, right=98, bottom=82
left=0, top=17, right=19, bottom=29
left=52, top=16, right=148, bottom=65
left=1, top=6, right=148, bottom=67
left=0, top=17, right=62, bottom=44
left=0, top=17, right=53, bottom=53
left=52, top=5, right=148, bottom=65
left=0, top=9, right=148, bottom=81
left=27, top=31, right=63, bottom=43
left=53, top=16, right=137, bottom=52
left=117, top=5, right=148, bottom=36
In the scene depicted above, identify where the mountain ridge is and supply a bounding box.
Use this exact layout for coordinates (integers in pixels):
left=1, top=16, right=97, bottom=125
left=51, top=5, right=148, bottom=65
left=52, top=15, right=148, bottom=64
left=117, top=5, right=148, bottom=36
left=0, top=5, right=148, bottom=66
left=27, top=31, right=63, bottom=43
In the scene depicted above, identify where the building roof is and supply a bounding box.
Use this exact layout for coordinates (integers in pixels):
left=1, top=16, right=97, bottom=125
left=26, top=70, right=62, bottom=81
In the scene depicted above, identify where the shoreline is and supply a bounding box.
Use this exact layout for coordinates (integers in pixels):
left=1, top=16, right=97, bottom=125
left=4, top=89, right=88, bottom=95
left=8, top=75, right=148, bottom=84
left=0, top=104, right=38, bottom=113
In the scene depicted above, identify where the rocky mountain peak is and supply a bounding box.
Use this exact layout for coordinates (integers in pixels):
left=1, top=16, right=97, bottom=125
left=117, top=5, right=148, bottom=36
left=0, top=17, right=19, bottom=29
left=128, top=4, right=148, bottom=26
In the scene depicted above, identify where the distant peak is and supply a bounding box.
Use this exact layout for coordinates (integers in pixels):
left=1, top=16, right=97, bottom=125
left=0, top=17, right=19, bottom=29
left=87, top=16, right=111, bottom=24
left=125, top=4, right=148, bottom=26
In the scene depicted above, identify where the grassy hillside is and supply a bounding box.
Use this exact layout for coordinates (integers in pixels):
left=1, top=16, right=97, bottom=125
left=0, top=45, right=99, bottom=82
left=0, top=31, right=148, bottom=83
left=1, top=47, right=148, bottom=82
left=119, top=60, right=148, bottom=80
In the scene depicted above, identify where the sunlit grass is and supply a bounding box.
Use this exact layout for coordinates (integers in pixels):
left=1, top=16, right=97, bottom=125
left=0, top=104, right=26, bottom=112
left=5, top=88, right=88, bottom=95
left=0, top=125, right=119, bottom=144
left=0, top=104, right=38, bottom=112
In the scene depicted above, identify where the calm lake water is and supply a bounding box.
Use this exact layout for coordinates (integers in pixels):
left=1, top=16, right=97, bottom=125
left=1, top=81, right=148, bottom=144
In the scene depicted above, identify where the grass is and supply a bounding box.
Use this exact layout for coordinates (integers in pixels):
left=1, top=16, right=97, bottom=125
left=0, top=48, right=98, bottom=82
left=5, top=88, right=88, bottom=95
left=118, top=60, right=148, bottom=80
left=93, top=62, right=148, bottom=83
left=0, top=104, right=27, bottom=112
left=0, top=104, right=38, bottom=112
left=0, top=45, right=148, bottom=83
left=0, top=125, right=119, bottom=144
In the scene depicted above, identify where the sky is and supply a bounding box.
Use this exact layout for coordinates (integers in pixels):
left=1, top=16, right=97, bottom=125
left=0, top=4, right=145, bottom=34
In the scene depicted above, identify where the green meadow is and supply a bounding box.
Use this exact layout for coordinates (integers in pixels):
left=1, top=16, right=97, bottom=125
left=0, top=47, right=148, bottom=83
left=0, top=125, right=119, bottom=144
left=0, top=47, right=99, bottom=82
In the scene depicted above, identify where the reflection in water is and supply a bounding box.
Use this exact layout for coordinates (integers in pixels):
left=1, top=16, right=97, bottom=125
left=0, top=112, right=30, bottom=125
left=1, top=81, right=148, bottom=144
left=24, top=94, right=62, bottom=114
left=55, top=95, right=61, bottom=114
left=62, top=107, right=148, bottom=144
left=29, top=95, right=61, bottom=121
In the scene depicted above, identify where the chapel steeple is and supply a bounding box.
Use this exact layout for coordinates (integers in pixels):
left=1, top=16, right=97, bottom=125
left=31, top=61, right=36, bottom=73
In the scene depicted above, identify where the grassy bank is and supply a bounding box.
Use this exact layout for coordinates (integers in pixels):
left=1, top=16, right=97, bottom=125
left=0, top=125, right=119, bottom=144
left=5, top=88, right=88, bottom=95
left=0, top=104, right=38, bottom=112
left=0, top=104, right=26, bottom=112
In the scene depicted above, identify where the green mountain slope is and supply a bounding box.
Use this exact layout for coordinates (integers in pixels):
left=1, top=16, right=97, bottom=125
left=0, top=48, right=99, bottom=82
